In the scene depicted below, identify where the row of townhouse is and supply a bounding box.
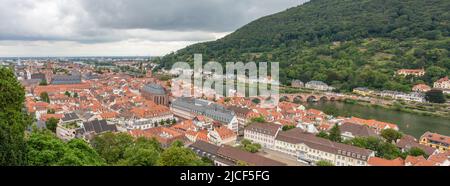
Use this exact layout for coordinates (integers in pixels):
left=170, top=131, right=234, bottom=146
left=353, top=88, right=426, bottom=102
left=244, top=122, right=375, bottom=166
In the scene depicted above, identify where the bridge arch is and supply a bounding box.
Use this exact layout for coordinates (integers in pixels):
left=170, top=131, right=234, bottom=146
left=293, top=96, right=303, bottom=103
left=320, top=96, right=329, bottom=102
left=279, top=96, right=291, bottom=102
left=307, top=96, right=317, bottom=102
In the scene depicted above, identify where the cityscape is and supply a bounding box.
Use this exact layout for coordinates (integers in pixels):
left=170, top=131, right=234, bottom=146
left=1, top=0, right=449, bottom=168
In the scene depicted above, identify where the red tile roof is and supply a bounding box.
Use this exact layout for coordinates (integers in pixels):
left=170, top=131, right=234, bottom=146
left=214, top=127, right=236, bottom=140
left=129, top=127, right=185, bottom=146
left=405, top=156, right=436, bottom=166
left=368, top=157, right=404, bottom=166
left=420, top=132, right=450, bottom=145
left=344, top=117, right=399, bottom=131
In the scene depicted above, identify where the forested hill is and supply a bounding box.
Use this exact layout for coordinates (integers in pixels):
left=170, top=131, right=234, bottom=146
left=160, top=0, right=450, bottom=92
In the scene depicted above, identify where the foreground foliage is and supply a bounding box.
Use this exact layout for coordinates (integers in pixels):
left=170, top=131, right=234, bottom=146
left=0, top=67, right=29, bottom=166
left=26, top=130, right=105, bottom=166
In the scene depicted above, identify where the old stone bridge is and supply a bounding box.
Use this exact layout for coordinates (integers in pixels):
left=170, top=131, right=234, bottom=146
left=279, top=93, right=345, bottom=103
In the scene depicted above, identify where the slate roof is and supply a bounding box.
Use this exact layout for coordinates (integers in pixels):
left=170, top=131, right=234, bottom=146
left=340, top=122, right=377, bottom=138
left=83, top=120, right=117, bottom=134
left=51, top=75, right=82, bottom=85
left=244, top=122, right=281, bottom=137
left=61, top=112, right=79, bottom=122
left=142, top=84, right=166, bottom=95
left=172, top=97, right=236, bottom=123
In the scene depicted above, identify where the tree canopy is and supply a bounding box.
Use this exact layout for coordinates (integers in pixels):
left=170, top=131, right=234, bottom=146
left=0, top=67, right=29, bottom=166
left=26, top=130, right=105, bottom=166
left=380, top=129, right=403, bottom=143
left=425, top=89, right=446, bottom=103
left=239, top=139, right=262, bottom=153
left=328, top=125, right=342, bottom=143
left=46, top=118, right=59, bottom=133
left=346, top=136, right=402, bottom=160
left=158, top=143, right=208, bottom=166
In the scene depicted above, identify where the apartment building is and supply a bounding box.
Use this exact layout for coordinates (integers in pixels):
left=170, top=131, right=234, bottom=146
left=274, top=129, right=374, bottom=166
left=420, top=132, right=449, bottom=152
left=434, top=77, right=450, bottom=94
left=244, top=123, right=374, bottom=166
left=243, top=122, right=281, bottom=149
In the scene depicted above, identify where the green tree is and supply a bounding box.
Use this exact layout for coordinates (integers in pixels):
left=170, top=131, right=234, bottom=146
left=158, top=144, right=205, bottom=166
left=282, top=125, right=296, bottom=131
left=26, top=130, right=105, bottom=166
left=91, top=132, right=134, bottom=164
left=236, top=160, right=251, bottom=166
left=26, top=130, right=67, bottom=166
left=239, top=139, right=262, bottom=153
left=0, top=67, right=29, bottom=166
left=201, top=157, right=214, bottom=166
left=316, top=160, right=335, bottom=166
left=425, top=89, right=446, bottom=103
left=47, top=109, right=55, bottom=114
left=328, top=125, right=342, bottom=142
left=348, top=137, right=402, bottom=160
left=252, top=98, right=261, bottom=104
left=380, top=129, right=403, bottom=143
left=73, top=92, right=79, bottom=98
left=136, top=137, right=164, bottom=153
left=40, top=92, right=50, bottom=103
left=39, top=79, right=48, bottom=86
left=316, top=131, right=329, bottom=139
left=64, top=91, right=71, bottom=97
left=46, top=117, right=59, bottom=133
left=172, top=140, right=185, bottom=148
left=165, top=119, right=172, bottom=126
left=250, top=117, right=266, bottom=123
left=406, top=147, right=428, bottom=158
left=118, top=140, right=160, bottom=166
left=59, top=139, right=105, bottom=166
left=424, top=66, right=447, bottom=83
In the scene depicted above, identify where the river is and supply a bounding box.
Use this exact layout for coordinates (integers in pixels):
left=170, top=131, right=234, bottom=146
left=306, top=102, right=450, bottom=138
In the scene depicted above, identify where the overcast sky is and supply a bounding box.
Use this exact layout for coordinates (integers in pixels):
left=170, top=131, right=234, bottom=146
left=0, top=0, right=306, bottom=57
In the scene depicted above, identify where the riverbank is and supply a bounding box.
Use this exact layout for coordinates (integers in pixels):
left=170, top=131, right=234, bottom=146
left=306, top=101, right=450, bottom=138
left=342, top=98, right=450, bottom=119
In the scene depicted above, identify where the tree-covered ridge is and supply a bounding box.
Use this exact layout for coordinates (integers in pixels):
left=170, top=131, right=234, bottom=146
left=161, top=0, right=450, bottom=92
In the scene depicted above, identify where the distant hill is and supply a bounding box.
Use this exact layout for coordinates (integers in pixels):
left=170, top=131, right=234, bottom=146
left=160, top=0, right=450, bottom=92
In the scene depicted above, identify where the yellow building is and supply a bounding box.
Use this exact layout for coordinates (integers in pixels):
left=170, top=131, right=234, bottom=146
left=420, top=132, right=449, bottom=153
left=353, top=87, right=373, bottom=96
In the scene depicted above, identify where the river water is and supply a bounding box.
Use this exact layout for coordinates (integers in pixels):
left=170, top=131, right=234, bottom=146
left=306, top=102, right=450, bottom=138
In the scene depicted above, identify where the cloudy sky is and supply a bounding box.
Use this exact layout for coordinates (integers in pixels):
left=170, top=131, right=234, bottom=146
left=0, top=0, right=305, bottom=57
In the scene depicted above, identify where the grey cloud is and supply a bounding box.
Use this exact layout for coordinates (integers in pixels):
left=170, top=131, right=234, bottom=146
left=0, top=0, right=306, bottom=56
left=80, top=0, right=302, bottom=32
